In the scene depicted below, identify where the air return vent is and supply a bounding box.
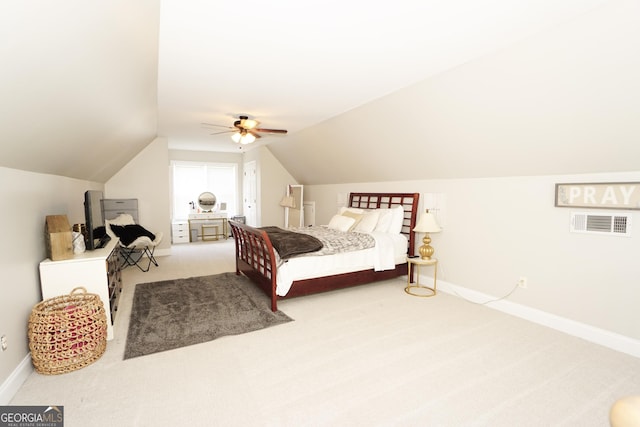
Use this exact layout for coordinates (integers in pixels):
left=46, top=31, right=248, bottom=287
left=570, top=212, right=632, bottom=237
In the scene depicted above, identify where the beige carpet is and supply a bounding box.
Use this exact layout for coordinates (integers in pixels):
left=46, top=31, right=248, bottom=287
left=11, top=240, right=640, bottom=426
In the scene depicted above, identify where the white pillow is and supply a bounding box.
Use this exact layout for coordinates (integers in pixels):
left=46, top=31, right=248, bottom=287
left=340, top=210, right=363, bottom=231
left=354, top=210, right=380, bottom=233
left=327, top=214, right=356, bottom=232
left=339, top=207, right=365, bottom=215
left=388, top=205, right=405, bottom=235
left=374, top=209, right=393, bottom=233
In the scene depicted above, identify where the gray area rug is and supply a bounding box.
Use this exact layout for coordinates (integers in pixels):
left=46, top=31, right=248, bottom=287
left=124, top=272, right=292, bottom=359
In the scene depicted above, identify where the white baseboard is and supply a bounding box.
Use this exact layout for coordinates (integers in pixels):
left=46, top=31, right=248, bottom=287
left=155, top=247, right=171, bottom=257
left=432, top=278, right=640, bottom=359
left=0, top=354, right=33, bottom=405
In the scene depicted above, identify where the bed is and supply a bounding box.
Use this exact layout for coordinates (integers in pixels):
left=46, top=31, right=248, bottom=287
left=229, top=192, right=420, bottom=311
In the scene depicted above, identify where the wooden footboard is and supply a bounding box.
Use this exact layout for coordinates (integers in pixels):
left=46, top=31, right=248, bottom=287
left=229, top=192, right=420, bottom=311
left=229, top=221, right=278, bottom=311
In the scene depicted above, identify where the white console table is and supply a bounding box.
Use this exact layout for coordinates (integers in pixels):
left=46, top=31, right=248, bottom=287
left=188, top=212, right=228, bottom=241
left=39, top=238, right=122, bottom=340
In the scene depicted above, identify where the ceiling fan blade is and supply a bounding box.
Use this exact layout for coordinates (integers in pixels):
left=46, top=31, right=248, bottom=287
left=254, top=128, right=288, bottom=134
left=207, top=116, right=287, bottom=142
left=201, top=122, right=233, bottom=129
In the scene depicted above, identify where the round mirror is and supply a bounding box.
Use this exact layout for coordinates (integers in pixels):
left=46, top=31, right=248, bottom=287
left=197, top=192, right=217, bottom=212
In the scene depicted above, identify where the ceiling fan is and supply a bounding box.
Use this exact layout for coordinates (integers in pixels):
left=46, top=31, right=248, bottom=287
left=202, top=115, right=288, bottom=145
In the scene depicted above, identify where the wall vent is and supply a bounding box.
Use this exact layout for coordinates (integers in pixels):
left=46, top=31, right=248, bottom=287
left=570, top=212, right=632, bottom=237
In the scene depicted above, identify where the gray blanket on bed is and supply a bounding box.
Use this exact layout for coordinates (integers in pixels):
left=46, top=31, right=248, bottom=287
left=260, top=226, right=323, bottom=259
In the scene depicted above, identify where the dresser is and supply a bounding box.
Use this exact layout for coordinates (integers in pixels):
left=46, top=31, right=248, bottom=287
left=39, top=238, right=122, bottom=340
left=171, top=221, right=189, bottom=244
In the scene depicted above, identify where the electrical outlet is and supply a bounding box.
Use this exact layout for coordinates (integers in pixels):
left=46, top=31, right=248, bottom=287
left=1, top=335, right=7, bottom=351
left=518, top=277, right=528, bottom=289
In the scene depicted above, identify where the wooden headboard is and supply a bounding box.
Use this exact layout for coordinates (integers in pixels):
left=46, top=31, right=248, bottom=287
left=348, top=192, right=420, bottom=256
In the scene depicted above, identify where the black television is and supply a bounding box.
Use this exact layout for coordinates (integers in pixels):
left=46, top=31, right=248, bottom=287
left=84, top=190, right=104, bottom=250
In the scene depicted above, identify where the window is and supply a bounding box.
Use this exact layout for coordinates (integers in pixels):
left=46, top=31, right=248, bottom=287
left=171, top=161, right=237, bottom=220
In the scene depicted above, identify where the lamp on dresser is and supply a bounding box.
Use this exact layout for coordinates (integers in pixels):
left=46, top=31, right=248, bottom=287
left=413, top=210, right=441, bottom=260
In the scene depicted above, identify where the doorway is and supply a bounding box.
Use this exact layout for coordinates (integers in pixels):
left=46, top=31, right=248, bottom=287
left=243, top=161, right=257, bottom=226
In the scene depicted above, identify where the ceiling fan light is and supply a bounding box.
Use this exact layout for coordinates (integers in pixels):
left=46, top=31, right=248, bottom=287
left=241, top=133, right=256, bottom=144
left=230, top=131, right=256, bottom=144
left=241, top=119, right=258, bottom=129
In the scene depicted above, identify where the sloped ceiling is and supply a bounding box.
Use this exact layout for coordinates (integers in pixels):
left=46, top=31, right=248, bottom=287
left=0, top=1, right=160, bottom=183
left=157, top=0, right=611, bottom=154
left=269, top=0, right=640, bottom=184
left=3, top=0, right=637, bottom=185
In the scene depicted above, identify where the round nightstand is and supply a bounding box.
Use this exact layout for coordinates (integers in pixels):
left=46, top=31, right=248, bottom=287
left=406, top=256, right=438, bottom=297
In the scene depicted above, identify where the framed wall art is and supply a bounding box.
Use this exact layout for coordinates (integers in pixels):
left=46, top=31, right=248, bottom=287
left=555, top=182, right=640, bottom=210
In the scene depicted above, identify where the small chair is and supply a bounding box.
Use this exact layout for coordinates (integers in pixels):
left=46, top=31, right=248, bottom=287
left=105, top=214, right=163, bottom=272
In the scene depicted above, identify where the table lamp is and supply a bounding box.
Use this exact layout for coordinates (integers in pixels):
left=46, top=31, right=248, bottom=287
left=413, top=211, right=441, bottom=260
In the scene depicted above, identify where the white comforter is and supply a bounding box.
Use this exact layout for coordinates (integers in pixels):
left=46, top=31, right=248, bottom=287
left=275, top=230, right=407, bottom=296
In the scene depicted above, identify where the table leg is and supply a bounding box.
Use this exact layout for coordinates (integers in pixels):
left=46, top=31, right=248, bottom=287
left=404, top=260, right=437, bottom=297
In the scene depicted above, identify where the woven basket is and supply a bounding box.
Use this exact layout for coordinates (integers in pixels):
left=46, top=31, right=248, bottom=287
left=28, top=287, right=107, bottom=375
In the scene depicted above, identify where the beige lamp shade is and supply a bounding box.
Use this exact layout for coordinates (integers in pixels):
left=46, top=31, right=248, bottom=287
left=413, top=212, right=441, bottom=233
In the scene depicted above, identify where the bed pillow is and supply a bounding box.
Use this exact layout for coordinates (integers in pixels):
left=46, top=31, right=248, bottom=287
left=339, top=207, right=365, bottom=215
left=388, top=205, right=406, bottom=235
left=327, top=214, right=356, bottom=232
left=374, top=209, right=393, bottom=233
left=339, top=210, right=363, bottom=231
left=353, top=210, right=380, bottom=233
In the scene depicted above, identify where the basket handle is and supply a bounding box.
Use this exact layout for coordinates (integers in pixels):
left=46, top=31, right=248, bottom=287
left=70, top=287, right=88, bottom=295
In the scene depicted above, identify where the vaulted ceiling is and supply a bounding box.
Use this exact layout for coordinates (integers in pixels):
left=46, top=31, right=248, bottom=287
left=0, top=1, right=160, bottom=183
left=2, top=0, right=636, bottom=185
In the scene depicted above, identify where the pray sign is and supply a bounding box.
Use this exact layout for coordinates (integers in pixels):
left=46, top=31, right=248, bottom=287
left=555, top=182, right=640, bottom=210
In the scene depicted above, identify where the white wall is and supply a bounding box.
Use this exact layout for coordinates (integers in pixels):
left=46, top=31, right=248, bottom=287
left=244, top=147, right=298, bottom=228
left=105, top=137, right=171, bottom=253
left=0, top=167, right=103, bottom=402
left=306, top=169, right=640, bottom=346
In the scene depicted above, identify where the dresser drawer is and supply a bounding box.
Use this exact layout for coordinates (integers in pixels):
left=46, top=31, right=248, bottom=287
left=172, top=234, right=189, bottom=244
left=172, top=221, right=189, bottom=244
left=102, top=199, right=139, bottom=222
left=102, top=198, right=138, bottom=211
left=188, top=213, right=227, bottom=220
left=172, top=222, right=188, bottom=232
